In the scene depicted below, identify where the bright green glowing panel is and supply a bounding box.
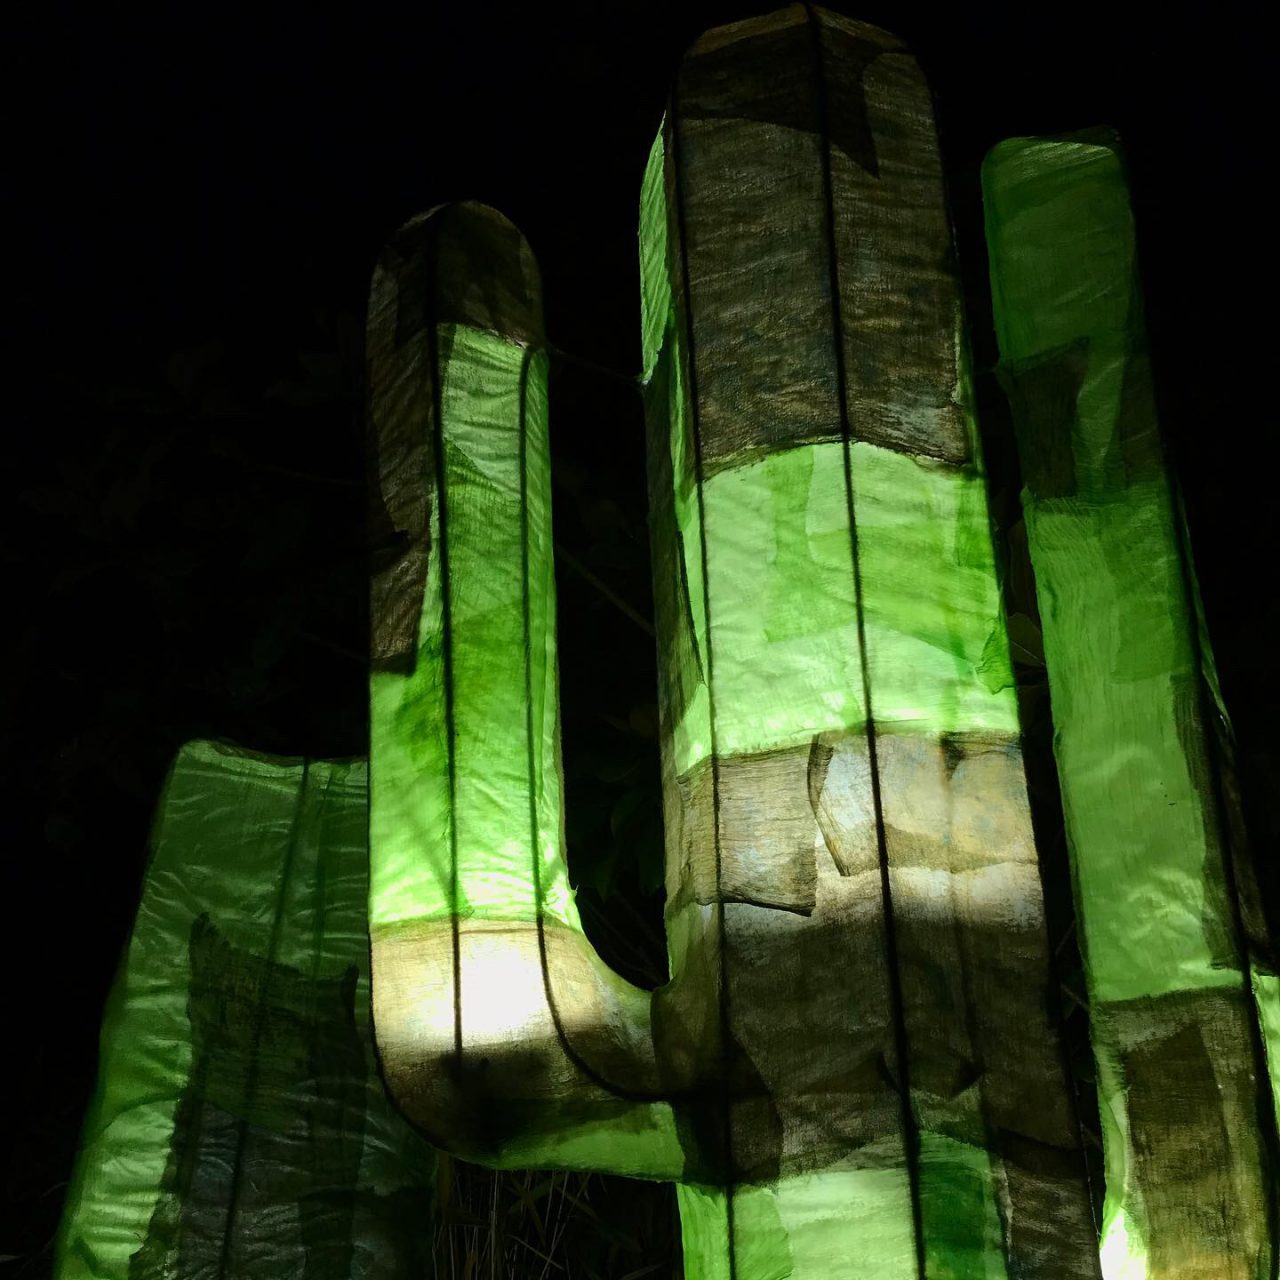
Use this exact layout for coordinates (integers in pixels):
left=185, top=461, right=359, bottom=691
left=984, top=133, right=1278, bottom=1279
left=55, top=741, right=435, bottom=1280
left=692, top=441, right=1017, bottom=766
left=369, top=325, right=573, bottom=933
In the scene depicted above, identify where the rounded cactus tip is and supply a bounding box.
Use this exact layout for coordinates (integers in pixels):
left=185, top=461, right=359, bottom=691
left=372, top=200, right=544, bottom=349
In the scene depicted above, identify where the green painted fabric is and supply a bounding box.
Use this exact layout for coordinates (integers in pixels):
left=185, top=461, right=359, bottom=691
left=55, top=740, right=435, bottom=1280
left=984, top=132, right=1278, bottom=1279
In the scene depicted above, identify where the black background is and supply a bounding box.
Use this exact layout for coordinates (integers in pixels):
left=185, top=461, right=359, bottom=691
left=4, top=1, right=1274, bottom=1273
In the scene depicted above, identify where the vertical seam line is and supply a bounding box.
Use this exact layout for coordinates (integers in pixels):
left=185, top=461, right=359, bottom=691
left=215, top=758, right=312, bottom=1280
left=803, top=8, right=927, bottom=1276
left=669, top=92, right=739, bottom=1279
left=424, top=212, right=465, bottom=1061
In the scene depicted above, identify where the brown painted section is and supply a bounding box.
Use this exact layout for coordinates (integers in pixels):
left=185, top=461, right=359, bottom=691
left=669, top=8, right=969, bottom=475
left=366, top=203, right=542, bottom=668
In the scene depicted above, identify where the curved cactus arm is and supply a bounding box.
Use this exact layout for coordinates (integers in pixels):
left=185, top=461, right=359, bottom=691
left=366, top=202, right=683, bottom=1179
left=642, top=7, right=1102, bottom=1277
left=984, top=133, right=1279, bottom=1279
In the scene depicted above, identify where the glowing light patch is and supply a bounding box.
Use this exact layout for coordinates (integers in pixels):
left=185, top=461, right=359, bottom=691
left=1098, top=1209, right=1146, bottom=1280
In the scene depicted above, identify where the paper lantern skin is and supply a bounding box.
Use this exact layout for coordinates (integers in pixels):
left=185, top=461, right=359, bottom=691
left=368, top=8, right=1104, bottom=1278
left=984, top=133, right=1280, bottom=1280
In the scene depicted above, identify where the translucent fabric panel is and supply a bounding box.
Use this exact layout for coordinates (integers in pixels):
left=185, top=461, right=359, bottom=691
left=984, top=132, right=1278, bottom=1279
left=690, top=442, right=1015, bottom=762
left=369, top=325, right=570, bottom=932
left=55, top=740, right=435, bottom=1280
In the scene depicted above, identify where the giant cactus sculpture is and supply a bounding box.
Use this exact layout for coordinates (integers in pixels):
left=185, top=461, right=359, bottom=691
left=48, top=8, right=1278, bottom=1280
left=366, top=5, right=1276, bottom=1278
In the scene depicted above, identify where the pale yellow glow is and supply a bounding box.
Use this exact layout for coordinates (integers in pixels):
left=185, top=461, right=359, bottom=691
left=459, top=938, right=554, bottom=1043
left=1098, top=1206, right=1146, bottom=1280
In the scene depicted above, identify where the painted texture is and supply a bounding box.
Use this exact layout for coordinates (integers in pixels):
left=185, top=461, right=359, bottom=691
left=984, top=132, right=1278, bottom=1279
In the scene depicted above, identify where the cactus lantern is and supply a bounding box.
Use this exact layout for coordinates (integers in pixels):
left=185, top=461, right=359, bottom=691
left=366, top=3, right=1278, bottom=1277
left=366, top=7, right=1109, bottom=1277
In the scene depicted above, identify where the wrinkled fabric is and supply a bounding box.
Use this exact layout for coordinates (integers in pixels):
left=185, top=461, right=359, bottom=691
left=985, top=131, right=1278, bottom=1279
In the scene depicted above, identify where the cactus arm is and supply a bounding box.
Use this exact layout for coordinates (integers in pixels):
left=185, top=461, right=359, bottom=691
left=55, top=741, right=434, bottom=1280
left=644, top=7, right=1102, bottom=1277
left=984, top=133, right=1279, bottom=1279
left=367, top=202, right=683, bottom=1180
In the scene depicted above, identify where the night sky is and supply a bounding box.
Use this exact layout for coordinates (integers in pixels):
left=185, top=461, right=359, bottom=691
left=5, top=2, right=1274, bottom=1272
